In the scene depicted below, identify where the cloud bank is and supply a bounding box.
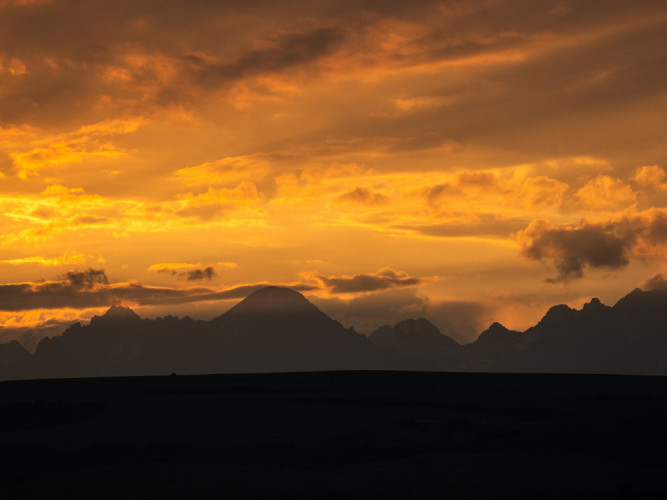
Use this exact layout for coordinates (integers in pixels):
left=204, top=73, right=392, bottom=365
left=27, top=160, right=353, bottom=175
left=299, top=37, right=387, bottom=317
left=516, top=209, right=667, bottom=282
left=312, top=268, right=434, bottom=294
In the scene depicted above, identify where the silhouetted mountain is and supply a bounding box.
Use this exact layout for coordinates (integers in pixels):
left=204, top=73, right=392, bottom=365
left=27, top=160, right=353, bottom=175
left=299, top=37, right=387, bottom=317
left=462, top=322, right=524, bottom=371
left=611, top=287, right=667, bottom=372
left=215, top=286, right=316, bottom=318
left=10, top=287, right=408, bottom=379
left=506, top=295, right=660, bottom=374
left=26, top=312, right=208, bottom=379
left=204, top=286, right=407, bottom=372
left=369, top=318, right=461, bottom=369
left=95, top=304, right=142, bottom=323
left=0, top=340, right=30, bottom=367
left=2, top=284, right=667, bottom=380
left=471, top=322, right=522, bottom=351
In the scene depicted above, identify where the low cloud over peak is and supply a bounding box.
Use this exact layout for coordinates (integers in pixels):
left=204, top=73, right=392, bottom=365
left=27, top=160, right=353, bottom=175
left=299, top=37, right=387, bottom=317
left=640, top=272, right=667, bottom=291
left=312, top=267, right=435, bottom=294
left=64, top=268, right=109, bottom=288
left=151, top=264, right=217, bottom=281
left=185, top=267, right=216, bottom=281
left=0, top=269, right=319, bottom=313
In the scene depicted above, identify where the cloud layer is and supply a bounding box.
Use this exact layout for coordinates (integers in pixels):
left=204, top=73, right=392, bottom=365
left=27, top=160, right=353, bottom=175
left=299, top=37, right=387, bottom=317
left=313, top=268, right=432, bottom=294
left=0, top=266, right=433, bottom=311
left=0, top=0, right=665, bottom=338
left=516, top=209, right=667, bottom=282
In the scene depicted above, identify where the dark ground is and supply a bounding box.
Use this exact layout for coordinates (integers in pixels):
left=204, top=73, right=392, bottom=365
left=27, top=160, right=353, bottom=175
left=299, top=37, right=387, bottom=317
left=0, top=371, right=666, bottom=499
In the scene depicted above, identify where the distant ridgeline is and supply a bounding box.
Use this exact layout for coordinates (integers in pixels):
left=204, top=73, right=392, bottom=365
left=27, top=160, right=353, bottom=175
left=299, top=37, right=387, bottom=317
left=1, top=286, right=667, bottom=380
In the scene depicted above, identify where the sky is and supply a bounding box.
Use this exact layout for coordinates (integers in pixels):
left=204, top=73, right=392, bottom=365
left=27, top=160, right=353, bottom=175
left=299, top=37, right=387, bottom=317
left=1, top=0, right=666, bottom=350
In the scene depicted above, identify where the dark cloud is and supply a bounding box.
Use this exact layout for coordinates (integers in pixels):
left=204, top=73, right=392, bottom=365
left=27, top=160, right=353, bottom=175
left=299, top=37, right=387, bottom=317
left=194, top=27, right=344, bottom=87
left=156, top=266, right=217, bottom=281
left=396, top=215, right=528, bottom=238
left=0, top=0, right=664, bottom=179
left=315, top=267, right=429, bottom=294
left=64, top=268, right=109, bottom=288
left=335, top=187, right=389, bottom=205
left=517, top=211, right=667, bottom=282
left=320, top=2, right=667, bottom=167
left=640, top=273, right=667, bottom=291
left=644, top=211, right=667, bottom=244
left=0, top=271, right=317, bottom=311
left=185, top=267, right=216, bottom=281
left=518, top=220, right=631, bottom=282
left=0, top=3, right=348, bottom=126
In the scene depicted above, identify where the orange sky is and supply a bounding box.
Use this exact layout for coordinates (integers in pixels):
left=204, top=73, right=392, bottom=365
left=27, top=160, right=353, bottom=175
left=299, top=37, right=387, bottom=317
left=1, top=0, right=667, bottom=350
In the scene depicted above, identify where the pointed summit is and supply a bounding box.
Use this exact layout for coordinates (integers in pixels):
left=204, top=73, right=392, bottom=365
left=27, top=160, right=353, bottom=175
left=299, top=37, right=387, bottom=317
left=536, top=304, right=577, bottom=329
left=467, top=321, right=521, bottom=353
left=369, top=317, right=460, bottom=363
left=211, top=286, right=336, bottom=333
left=207, top=286, right=395, bottom=372
left=226, top=286, right=317, bottom=316
left=0, top=340, right=30, bottom=365
left=583, top=297, right=606, bottom=310
left=486, top=322, right=511, bottom=334
left=99, top=304, right=142, bottom=323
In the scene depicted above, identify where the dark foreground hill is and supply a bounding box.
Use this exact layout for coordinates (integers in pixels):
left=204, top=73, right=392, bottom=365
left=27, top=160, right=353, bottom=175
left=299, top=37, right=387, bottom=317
left=2, top=285, right=667, bottom=379
left=1, top=370, right=666, bottom=499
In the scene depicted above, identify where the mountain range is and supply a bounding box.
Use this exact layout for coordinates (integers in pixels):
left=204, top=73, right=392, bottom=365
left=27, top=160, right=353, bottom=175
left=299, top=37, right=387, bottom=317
left=1, top=285, right=667, bottom=380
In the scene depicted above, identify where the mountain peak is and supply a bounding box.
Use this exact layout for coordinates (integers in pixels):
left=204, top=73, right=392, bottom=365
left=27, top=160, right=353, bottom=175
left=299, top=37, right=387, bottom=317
left=472, top=321, right=520, bottom=348
left=394, top=318, right=439, bottom=332
left=369, top=317, right=460, bottom=357
left=100, top=304, right=142, bottom=322
left=582, top=297, right=609, bottom=313
left=225, top=286, right=318, bottom=316
left=487, top=321, right=509, bottom=333
left=539, top=304, right=576, bottom=326
left=248, top=286, right=306, bottom=299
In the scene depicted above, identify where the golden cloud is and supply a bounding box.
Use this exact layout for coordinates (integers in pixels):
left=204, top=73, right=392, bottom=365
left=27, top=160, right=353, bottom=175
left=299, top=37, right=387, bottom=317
left=173, top=155, right=271, bottom=186
left=574, top=175, right=636, bottom=209
left=335, top=187, right=390, bottom=206
left=1, top=118, right=144, bottom=179
left=0, top=251, right=88, bottom=266
left=633, top=165, right=667, bottom=189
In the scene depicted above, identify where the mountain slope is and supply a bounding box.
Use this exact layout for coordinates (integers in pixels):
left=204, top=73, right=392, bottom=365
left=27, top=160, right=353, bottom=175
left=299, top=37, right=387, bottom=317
left=507, top=296, right=664, bottom=374
left=13, top=287, right=409, bottom=379
left=462, top=322, right=524, bottom=371
left=0, top=340, right=30, bottom=367
left=26, top=309, right=208, bottom=379
left=369, top=318, right=461, bottom=370
left=204, top=286, right=407, bottom=372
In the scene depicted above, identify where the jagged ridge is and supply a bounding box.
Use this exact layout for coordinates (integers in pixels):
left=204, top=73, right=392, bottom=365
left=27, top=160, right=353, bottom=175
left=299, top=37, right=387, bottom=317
left=1, top=285, right=667, bottom=380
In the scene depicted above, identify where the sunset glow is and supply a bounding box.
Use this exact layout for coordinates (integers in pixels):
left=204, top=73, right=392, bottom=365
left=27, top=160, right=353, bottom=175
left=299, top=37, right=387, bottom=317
left=1, top=0, right=666, bottom=349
